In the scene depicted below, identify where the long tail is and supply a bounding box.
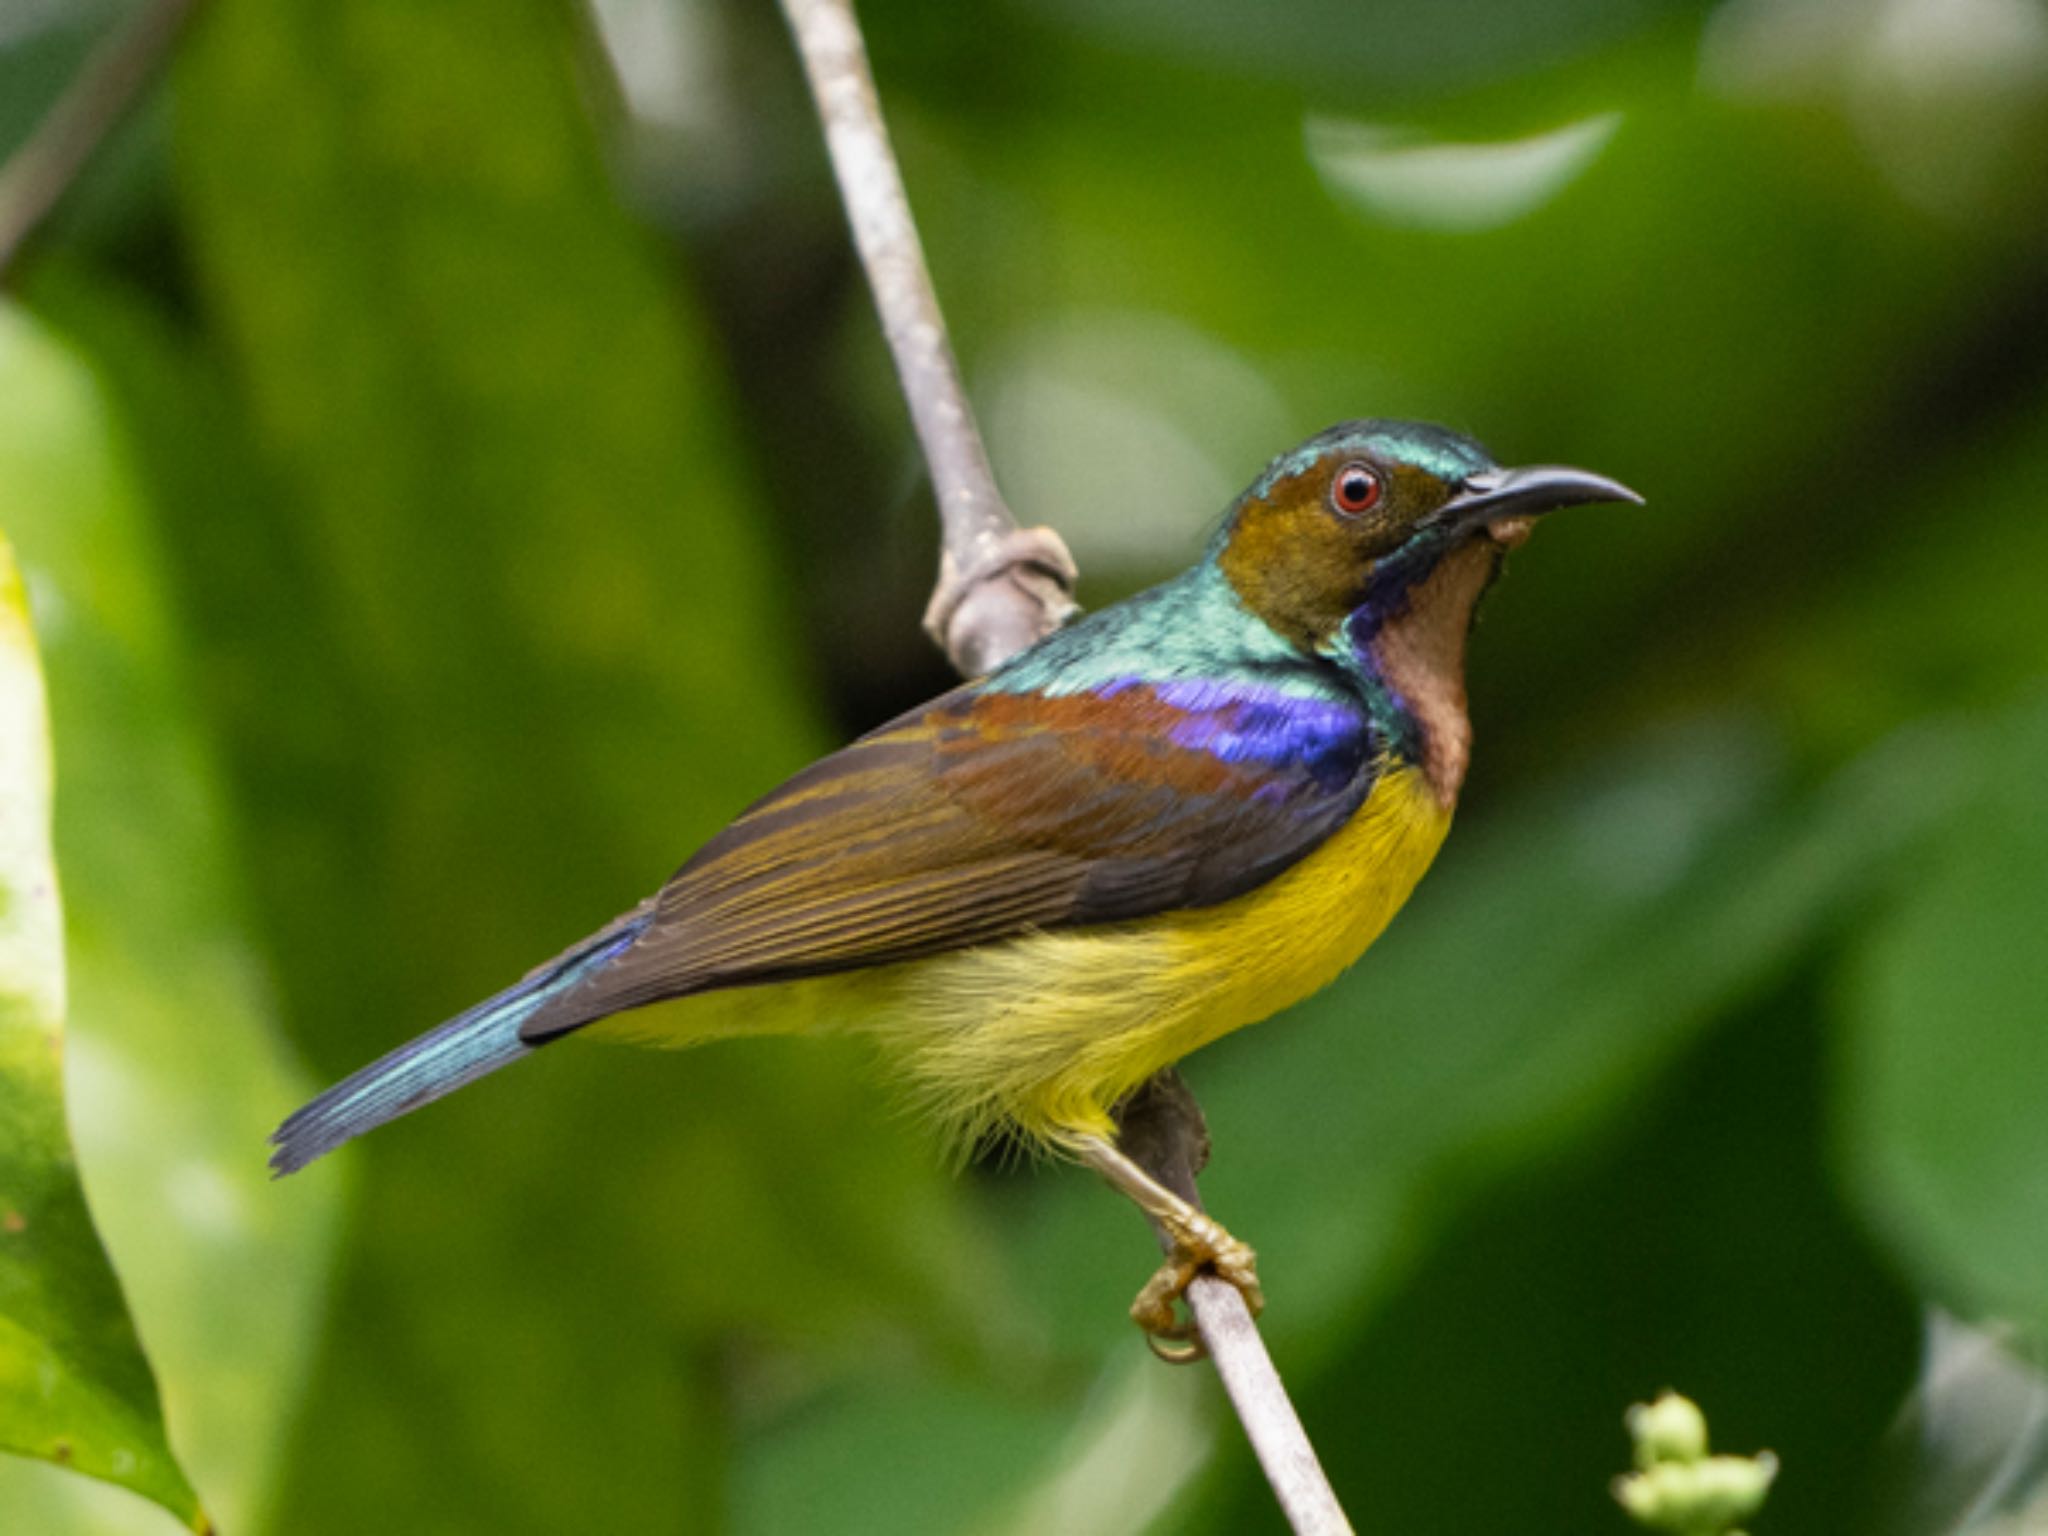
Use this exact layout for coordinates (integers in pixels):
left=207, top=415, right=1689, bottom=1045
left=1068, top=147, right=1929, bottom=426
left=269, top=911, right=653, bottom=1176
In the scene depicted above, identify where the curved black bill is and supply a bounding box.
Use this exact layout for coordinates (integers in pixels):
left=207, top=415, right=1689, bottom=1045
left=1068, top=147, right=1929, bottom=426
left=1443, top=464, right=1643, bottom=528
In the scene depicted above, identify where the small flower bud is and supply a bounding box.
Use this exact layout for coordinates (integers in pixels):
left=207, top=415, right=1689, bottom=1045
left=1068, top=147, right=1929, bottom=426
left=1629, top=1391, right=1710, bottom=1469
left=1616, top=1393, right=1775, bottom=1535
left=1614, top=1454, right=1778, bottom=1532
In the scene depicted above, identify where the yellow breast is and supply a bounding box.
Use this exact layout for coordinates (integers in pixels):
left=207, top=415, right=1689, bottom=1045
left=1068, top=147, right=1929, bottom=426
left=864, top=761, right=1454, bottom=1152
left=595, top=762, right=1454, bottom=1158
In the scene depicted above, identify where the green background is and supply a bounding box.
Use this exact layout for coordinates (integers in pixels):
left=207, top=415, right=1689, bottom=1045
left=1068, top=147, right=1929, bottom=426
left=1, top=0, right=2045, bottom=1529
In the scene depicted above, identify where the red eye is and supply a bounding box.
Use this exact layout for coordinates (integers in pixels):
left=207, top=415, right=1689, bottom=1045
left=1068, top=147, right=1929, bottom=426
left=1331, top=462, right=1382, bottom=515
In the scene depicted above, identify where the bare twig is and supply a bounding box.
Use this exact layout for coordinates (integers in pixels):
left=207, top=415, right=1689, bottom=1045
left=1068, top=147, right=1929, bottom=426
left=777, top=3, right=1350, bottom=1530
left=0, top=0, right=202, bottom=280
left=1117, top=1076, right=1355, bottom=1536
left=777, top=0, right=1076, bottom=677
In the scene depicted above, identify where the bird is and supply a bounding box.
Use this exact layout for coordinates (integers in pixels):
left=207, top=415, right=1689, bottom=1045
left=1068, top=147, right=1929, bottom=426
left=270, top=418, right=1638, bottom=1353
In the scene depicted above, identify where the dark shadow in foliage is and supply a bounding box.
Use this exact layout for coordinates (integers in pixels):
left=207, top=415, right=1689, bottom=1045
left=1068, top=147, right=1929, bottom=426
left=1202, top=969, right=1921, bottom=1535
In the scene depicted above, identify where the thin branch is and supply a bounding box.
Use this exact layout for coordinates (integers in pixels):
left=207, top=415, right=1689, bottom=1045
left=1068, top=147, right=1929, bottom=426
left=777, top=0, right=1076, bottom=678
left=1117, top=1076, right=1355, bottom=1536
left=0, top=0, right=202, bottom=280
left=777, top=4, right=1350, bottom=1530
left=1193, top=1276, right=1353, bottom=1535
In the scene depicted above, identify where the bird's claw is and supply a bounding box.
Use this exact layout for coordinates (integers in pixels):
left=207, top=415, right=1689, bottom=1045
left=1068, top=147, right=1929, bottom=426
left=1129, top=1213, right=1262, bottom=1364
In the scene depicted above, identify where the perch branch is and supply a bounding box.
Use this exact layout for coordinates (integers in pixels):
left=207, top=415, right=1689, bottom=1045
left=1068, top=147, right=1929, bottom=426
left=0, top=0, right=202, bottom=279
left=777, top=0, right=1076, bottom=677
left=1116, top=1075, right=1355, bottom=1536
left=778, top=3, right=1350, bottom=1530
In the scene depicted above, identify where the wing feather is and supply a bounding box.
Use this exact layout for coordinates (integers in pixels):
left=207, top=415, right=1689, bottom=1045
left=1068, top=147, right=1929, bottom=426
left=519, top=679, right=1376, bottom=1040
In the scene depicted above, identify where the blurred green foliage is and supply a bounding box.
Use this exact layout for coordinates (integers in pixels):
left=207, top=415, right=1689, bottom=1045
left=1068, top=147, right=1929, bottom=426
left=1, top=0, right=2046, bottom=1531
left=0, top=520, right=200, bottom=1527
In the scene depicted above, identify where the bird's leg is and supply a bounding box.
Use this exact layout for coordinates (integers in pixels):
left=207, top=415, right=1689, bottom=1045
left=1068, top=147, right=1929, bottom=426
left=1075, top=1133, right=1264, bottom=1359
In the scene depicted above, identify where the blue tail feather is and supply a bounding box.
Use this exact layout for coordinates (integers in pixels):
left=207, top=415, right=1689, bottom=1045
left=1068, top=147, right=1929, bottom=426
left=269, top=915, right=649, bottom=1176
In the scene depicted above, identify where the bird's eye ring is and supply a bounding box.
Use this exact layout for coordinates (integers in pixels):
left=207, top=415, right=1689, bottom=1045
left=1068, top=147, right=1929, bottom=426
left=1330, top=462, right=1383, bottom=516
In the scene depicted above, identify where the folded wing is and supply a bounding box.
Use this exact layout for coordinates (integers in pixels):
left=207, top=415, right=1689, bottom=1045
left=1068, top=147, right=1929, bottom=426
left=519, top=678, right=1377, bottom=1040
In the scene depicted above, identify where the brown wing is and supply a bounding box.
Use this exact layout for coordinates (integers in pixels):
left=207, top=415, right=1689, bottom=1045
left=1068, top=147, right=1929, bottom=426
left=517, top=680, right=1376, bottom=1041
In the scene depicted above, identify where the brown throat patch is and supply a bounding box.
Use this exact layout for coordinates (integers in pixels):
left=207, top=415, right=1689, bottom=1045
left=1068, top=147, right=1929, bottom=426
left=1369, top=539, right=1501, bottom=806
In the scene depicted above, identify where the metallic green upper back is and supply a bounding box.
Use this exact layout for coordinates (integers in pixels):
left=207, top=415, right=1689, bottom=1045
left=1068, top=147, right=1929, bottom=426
left=982, top=559, right=1333, bottom=700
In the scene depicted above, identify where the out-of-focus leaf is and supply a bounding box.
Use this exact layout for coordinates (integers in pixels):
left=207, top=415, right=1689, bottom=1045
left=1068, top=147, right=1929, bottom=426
left=998, top=0, right=1685, bottom=97
left=737, top=1373, right=1075, bottom=1536
left=1839, top=694, right=2048, bottom=1335
left=1206, top=978, right=1918, bottom=1535
left=0, top=301, right=346, bottom=1534
left=0, top=515, right=201, bottom=1526
left=1702, top=0, right=2048, bottom=226
left=169, top=2, right=1008, bottom=1530
left=1717, top=401, right=2048, bottom=768
left=1306, top=111, right=1623, bottom=231
left=735, top=1350, right=1217, bottom=1536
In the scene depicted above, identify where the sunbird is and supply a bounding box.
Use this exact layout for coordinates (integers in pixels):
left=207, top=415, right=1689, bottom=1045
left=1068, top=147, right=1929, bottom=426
left=273, top=419, right=1637, bottom=1350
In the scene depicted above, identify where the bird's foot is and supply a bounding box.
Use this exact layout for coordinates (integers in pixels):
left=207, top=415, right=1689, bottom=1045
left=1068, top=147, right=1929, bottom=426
left=1129, top=1209, right=1263, bottom=1364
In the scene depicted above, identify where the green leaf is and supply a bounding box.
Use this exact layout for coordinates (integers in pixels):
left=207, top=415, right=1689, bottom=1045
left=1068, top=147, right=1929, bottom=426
left=1229, top=983, right=1912, bottom=1536
left=1839, top=694, right=2048, bottom=1333
left=167, top=2, right=1009, bottom=1529
left=0, top=526, right=204, bottom=1528
left=0, top=296, right=348, bottom=1535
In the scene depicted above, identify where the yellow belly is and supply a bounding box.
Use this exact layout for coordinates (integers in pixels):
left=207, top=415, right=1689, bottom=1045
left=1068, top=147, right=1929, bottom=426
left=594, top=762, right=1453, bottom=1156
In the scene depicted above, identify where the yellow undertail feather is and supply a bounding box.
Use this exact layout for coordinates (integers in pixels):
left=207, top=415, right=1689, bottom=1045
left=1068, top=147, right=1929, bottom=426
left=589, top=761, right=1453, bottom=1158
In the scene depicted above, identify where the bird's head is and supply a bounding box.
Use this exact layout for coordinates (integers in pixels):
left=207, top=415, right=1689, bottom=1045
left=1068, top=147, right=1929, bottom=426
left=1215, top=419, right=1639, bottom=656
